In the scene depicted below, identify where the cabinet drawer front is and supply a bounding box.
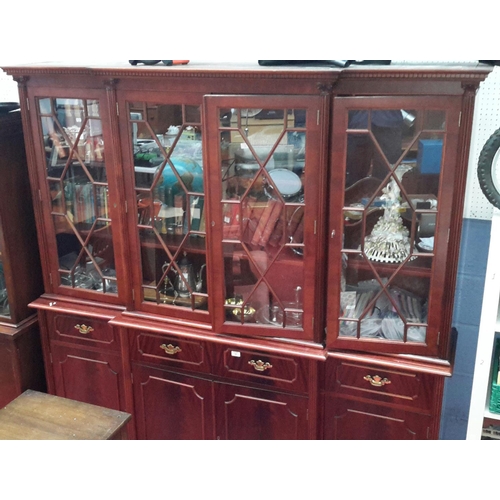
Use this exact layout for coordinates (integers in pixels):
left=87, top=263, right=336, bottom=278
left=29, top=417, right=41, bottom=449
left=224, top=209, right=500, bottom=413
left=132, top=331, right=209, bottom=373
left=327, top=361, right=435, bottom=411
left=51, top=314, right=118, bottom=350
left=215, top=346, right=309, bottom=394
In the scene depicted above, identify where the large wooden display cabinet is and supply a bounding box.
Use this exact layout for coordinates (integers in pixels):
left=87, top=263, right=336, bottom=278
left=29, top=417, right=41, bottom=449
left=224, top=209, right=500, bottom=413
left=2, top=62, right=490, bottom=439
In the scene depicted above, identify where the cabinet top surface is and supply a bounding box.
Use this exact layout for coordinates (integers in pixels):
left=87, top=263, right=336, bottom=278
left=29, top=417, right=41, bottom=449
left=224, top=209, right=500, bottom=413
left=0, top=390, right=131, bottom=440
left=0, top=61, right=492, bottom=80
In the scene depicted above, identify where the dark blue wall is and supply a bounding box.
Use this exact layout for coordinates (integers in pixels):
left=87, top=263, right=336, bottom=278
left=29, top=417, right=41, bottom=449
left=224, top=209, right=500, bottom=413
left=440, top=217, right=492, bottom=439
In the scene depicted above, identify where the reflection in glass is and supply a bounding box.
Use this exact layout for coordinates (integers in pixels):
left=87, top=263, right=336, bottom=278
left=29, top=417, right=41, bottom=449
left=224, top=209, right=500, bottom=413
left=340, top=108, right=446, bottom=344
left=219, top=108, right=306, bottom=329
left=0, top=260, right=10, bottom=318
left=129, top=102, right=207, bottom=310
left=37, top=97, right=116, bottom=294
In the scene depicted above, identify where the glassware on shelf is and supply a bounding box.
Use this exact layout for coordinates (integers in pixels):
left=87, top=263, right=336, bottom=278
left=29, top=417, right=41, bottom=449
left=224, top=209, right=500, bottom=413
left=129, top=102, right=207, bottom=312
left=256, top=286, right=303, bottom=329
left=339, top=279, right=427, bottom=342
left=219, top=108, right=307, bottom=330
left=38, top=96, right=117, bottom=297
left=338, top=107, right=447, bottom=346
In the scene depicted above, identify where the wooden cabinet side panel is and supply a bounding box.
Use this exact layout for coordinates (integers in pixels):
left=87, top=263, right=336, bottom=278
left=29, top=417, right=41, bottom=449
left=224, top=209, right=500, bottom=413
left=0, top=322, right=46, bottom=408
left=0, top=337, right=21, bottom=407
left=0, top=113, right=43, bottom=323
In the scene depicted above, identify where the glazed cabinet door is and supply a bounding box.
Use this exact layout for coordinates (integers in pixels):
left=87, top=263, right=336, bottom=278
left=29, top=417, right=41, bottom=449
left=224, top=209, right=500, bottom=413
left=132, top=364, right=215, bottom=440
left=27, top=88, right=126, bottom=304
left=214, top=382, right=310, bottom=440
left=327, top=96, right=462, bottom=356
left=204, top=95, right=327, bottom=342
left=116, top=91, right=209, bottom=322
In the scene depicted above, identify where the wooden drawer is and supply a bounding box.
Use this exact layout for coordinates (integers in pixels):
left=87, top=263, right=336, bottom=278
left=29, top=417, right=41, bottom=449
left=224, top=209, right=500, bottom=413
left=49, top=313, right=119, bottom=351
left=325, top=359, right=436, bottom=412
left=212, top=344, right=309, bottom=394
left=131, top=331, right=210, bottom=374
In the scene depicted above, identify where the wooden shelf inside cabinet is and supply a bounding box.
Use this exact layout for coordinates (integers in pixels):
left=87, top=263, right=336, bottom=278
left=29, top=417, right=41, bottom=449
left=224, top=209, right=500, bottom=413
left=48, top=159, right=106, bottom=170
left=345, top=253, right=433, bottom=278
left=139, top=232, right=206, bottom=254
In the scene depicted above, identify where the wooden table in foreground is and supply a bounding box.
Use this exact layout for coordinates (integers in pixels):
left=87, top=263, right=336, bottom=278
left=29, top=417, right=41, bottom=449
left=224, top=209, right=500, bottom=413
left=0, top=390, right=131, bottom=440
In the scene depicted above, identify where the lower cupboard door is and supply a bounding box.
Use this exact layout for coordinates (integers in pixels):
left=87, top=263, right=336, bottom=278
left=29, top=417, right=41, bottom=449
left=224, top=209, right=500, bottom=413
left=132, top=364, right=215, bottom=440
left=323, top=395, right=434, bottom=440
left=214, top=383, right=310, bottom=440
left=51, top=344, right=126, bottom=412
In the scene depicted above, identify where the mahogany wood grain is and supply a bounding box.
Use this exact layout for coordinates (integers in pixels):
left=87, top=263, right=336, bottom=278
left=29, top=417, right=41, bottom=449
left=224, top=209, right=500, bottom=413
left=132, top=364, right=215, bottom=440
left=209, top=343, right=310, bottom=394
left=324, top=358, right=437, bottom=412
left=214, top=382, right=310, bottom=440
left=50, top=343, right=126, bottom=411
left=323, top=395, right=435, bottom=440
left=0, top=318, right=46, bottom=407
left=131, top=329, right=210, bottom=374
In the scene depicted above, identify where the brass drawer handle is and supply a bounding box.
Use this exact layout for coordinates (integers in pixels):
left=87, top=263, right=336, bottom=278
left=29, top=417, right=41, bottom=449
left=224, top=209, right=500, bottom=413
left=248, top=360, right=273, bottom=372
left=364, top=375, right=391, bottom=387
left=160, top=344, right=182, bottom=356
left=74, top=324, right=94, bottom=335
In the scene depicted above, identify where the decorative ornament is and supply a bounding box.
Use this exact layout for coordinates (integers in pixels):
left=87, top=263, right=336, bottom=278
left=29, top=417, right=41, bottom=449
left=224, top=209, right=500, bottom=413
left=364, top=165, right=414, bottom=264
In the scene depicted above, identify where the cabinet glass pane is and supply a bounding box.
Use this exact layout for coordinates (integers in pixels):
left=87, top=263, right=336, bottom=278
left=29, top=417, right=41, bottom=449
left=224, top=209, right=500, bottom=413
left=0, top=236, right=10, bottom=318
left=128, top=102, right=207, bottom=310
left=38, top=98, right=116, bottom=294
left=340, top=109, right=445, bottom=343
left=220, top=108, right=306, bottom=328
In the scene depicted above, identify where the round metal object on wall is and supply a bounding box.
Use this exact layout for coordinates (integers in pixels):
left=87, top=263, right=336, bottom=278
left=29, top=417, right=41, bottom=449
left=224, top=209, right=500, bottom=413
left=477, top=127, right=500, bottom=209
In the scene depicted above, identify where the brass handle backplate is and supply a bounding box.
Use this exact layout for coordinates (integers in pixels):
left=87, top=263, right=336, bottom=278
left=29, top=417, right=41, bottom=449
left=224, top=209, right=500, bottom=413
left=248, top=360, right=273, bottom=372
left=74, top=324, right=94, bottom=335
left=160, top=344, right=182, bottom=356
left=364, top=375, right=391, bottom=387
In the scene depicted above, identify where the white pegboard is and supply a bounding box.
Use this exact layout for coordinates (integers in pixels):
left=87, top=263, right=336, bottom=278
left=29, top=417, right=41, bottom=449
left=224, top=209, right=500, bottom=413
left=0, top=69, right=19, bottom=103
left=464, top=67, right=500, bottom=220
